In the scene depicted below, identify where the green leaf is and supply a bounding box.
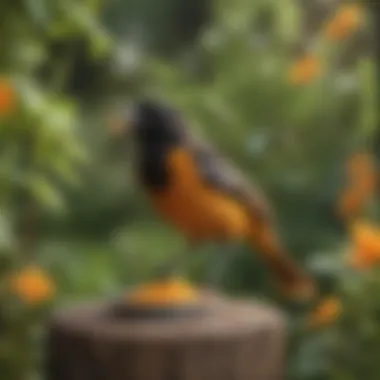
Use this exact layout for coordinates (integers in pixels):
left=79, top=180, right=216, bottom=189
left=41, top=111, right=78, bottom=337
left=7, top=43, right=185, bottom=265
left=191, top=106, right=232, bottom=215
left=0, top=211, right=14, bottom=251
left=357, top=57, right=376, bottom=137
left=23, top=0, right=51, bottom=26
left=89, top=28, right=112, bottom=58
left=29, top=175, right=65, bottom=212
left=273, top=0, right=301, bottom=45
left=49, top=156, right=81, bottom=186
left=15, top=79, right=44, bottom=112
left=47, top=20, right=77, bottom=38
left=41, top=99, right=76, bottom=135
left=65, top=137, right=89, bottom=164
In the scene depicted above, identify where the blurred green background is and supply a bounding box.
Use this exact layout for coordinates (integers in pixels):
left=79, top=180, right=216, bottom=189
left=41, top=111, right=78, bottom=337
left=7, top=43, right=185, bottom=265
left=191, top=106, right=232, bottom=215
left=0, top=0, right=378, bottom=379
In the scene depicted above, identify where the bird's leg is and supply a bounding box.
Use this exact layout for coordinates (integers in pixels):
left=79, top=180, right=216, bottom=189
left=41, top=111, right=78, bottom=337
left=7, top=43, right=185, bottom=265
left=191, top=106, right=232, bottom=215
left=203, top=243, right=240, bottom=290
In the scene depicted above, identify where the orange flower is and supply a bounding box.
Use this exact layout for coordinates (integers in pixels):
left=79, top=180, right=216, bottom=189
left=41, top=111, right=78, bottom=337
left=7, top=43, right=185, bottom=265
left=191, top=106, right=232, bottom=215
left=337, top=153, right=375, bottom=220
left=337, top=187, right=364, bottom=220
left=347, top=250, right=375, bottom=269
left=308, top=296, right=342, bottom=328
left=347, top=222, right=380, bottom=269
left=347, top=152, right=375, bottom=179
left=288, top=55, right=321, bottom=85
left=324, top=4, right=363, bottom=41
left=0, top=78, right=15, bottom=117
left=9, top=266, right=55, bottom=305
left=338, top=183, right=374, bottom=220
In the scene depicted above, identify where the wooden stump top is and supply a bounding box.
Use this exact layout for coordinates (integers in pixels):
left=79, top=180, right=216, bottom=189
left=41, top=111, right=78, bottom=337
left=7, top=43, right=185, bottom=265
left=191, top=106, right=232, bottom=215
left=50, top=292, right=284, bottom=342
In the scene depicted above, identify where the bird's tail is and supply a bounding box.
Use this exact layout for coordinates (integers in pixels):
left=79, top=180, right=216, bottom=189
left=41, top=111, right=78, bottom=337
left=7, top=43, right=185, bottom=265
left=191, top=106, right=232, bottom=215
left=248, top=220, right=316, bottom=301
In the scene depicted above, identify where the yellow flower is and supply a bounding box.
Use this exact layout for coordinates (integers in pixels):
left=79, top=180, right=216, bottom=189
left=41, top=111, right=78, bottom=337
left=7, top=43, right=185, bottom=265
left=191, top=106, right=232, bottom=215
left=288, top=55, right=321, bottom=85
left=0, top=78, right=16, bottom=117
left=309, top=297, right=342, bottom=328
left=9, top=266, right=55, bottom=305
left=324, top=4, right=363, bottom=41
left=347, top=222, right=380, bottom=269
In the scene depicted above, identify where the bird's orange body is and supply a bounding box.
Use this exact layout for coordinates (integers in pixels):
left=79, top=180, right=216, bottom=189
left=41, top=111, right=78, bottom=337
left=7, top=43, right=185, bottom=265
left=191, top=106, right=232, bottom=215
left=148, top=148, right=251, bottom=242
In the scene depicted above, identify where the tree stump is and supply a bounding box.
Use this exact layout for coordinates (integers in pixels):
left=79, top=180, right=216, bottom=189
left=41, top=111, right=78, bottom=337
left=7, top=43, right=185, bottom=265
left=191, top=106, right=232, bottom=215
left=46, top=291, right=285, bottom=380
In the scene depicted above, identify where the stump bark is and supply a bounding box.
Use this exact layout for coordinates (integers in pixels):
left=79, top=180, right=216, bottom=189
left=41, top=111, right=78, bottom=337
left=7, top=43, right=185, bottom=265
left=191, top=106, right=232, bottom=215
left=46, top=292, right=285, bottom=380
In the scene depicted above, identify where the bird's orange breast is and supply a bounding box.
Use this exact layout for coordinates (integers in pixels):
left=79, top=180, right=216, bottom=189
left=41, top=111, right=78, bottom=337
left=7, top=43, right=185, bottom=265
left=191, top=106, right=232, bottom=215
left=147, top=148, right=250, bottom=242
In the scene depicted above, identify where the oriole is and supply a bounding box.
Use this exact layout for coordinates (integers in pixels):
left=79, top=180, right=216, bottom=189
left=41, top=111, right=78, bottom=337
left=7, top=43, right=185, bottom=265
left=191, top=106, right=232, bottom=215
left=115, top=100, right=316, bottom=301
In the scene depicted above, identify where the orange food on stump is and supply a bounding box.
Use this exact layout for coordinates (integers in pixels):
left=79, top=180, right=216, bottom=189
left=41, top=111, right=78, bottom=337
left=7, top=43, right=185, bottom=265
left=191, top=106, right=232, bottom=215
left=288, top=55, right=321, bottom=85
left=128, top=277, right=200, bottom=306
left=324, top=4, right=363, bottom=41
left=9, top=266, right=55, bottom=305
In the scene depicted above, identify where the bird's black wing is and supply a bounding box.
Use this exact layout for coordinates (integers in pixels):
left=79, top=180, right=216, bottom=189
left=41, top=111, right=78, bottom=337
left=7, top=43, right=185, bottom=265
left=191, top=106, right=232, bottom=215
left=189, top=136, right=273, bottom=222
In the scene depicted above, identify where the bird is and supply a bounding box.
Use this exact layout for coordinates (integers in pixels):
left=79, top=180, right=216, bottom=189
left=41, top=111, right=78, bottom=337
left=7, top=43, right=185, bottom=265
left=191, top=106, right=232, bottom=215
left=114, top=99, right=316, bottom=301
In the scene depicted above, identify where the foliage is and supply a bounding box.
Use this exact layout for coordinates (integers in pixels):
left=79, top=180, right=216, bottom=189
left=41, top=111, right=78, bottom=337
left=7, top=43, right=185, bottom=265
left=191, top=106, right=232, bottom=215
left=290, top=151, right=378, bottom=380
left=0, top=0, right=110, bottom=379
left=0, top=0, right=378, bottom=380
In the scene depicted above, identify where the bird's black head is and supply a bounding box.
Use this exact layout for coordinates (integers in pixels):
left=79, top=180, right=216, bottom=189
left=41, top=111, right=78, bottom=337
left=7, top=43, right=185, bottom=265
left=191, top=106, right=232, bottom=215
left=131, top=100, right=187, bottom=148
